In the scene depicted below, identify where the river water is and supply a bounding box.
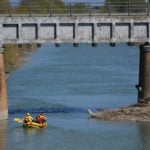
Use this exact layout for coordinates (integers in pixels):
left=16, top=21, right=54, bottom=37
left=1, top=44, right=150, bottom=150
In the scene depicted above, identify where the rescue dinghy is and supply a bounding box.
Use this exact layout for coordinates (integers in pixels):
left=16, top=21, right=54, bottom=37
left=14, top=116, right=47, bottom=128
left=23, top=121, right=47, bottom=128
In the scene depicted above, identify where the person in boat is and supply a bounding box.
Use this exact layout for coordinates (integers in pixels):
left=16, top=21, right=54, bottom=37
left=40, top=114, right=46, bottom=123
left=24, top=113, right=33, bottom=123
left=34, top=114, right=41, bottom=123
left=34, top=114, right=46, bottom=124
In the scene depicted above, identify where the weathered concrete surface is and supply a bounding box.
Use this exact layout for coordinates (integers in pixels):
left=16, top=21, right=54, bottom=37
left=137, top=45, right=150, bottom=103
left=0, top=49, right=8, bottom=120
left=0, top=15, right=150, bottom=44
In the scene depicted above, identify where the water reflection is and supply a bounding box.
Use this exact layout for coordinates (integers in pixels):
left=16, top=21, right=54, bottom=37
left=88, top=118, right=150, bottom=150
left=0, top=120, right=8, bottom=150
left=23, top=128, right=46, bottom=136
left=9, top=126, right=47, bottom=150
left=137, top=122, right=150, bottom=150
left=12, top=126, right=46, bottom=138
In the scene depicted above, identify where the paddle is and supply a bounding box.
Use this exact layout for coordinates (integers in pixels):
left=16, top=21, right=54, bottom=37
left=14, top=118, right=24, bottom=123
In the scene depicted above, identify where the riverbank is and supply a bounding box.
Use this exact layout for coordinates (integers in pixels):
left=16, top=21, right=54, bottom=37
left=88, top=103, right=150, bottom=122
left=4, top=44, right=37, bottom=73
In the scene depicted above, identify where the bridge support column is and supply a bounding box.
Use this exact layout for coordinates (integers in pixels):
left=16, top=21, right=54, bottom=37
left=137, top=44, right=150, bottom=104
left=0, top=47, right=8, bottom=120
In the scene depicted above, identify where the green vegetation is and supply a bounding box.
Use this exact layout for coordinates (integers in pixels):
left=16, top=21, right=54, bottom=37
left=13, top=0, right=66, bottom=14
left=10, top=0, right=97, bottom=14
left=3, top=0, right=149, bottom=15
left=103, top=0, right=148, bottom=13
left=0, top=0, right=9, bottom=14
left=71, top=3, right=88, bottom=13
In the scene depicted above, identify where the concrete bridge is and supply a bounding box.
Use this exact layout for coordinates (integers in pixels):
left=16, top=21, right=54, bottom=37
left=1, top=2, right=150, bottom=119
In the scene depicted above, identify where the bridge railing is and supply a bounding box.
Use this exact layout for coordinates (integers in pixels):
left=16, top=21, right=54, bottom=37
left=0, top=2, right=149, bottom=16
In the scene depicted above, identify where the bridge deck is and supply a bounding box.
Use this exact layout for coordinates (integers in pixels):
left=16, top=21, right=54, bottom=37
left=0, top=15, right=150, bottom=45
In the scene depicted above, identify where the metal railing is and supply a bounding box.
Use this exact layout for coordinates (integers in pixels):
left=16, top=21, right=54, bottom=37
left=0, top=2, right=149, bottom=16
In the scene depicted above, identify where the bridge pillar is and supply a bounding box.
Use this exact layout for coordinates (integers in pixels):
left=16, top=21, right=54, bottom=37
left=0, top=47, right=8, bottom=120
left=137, top=44, right=150, bottom=104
